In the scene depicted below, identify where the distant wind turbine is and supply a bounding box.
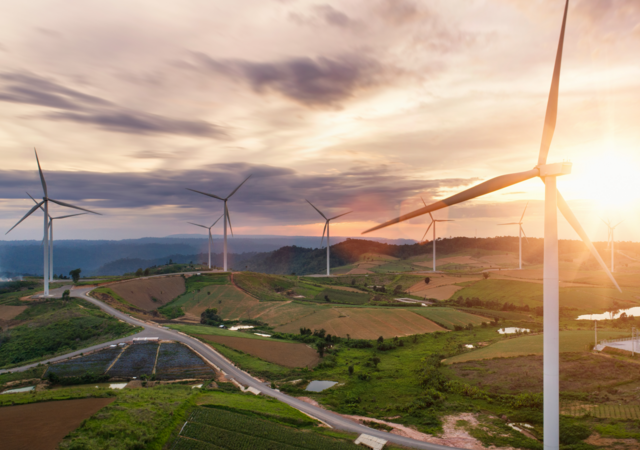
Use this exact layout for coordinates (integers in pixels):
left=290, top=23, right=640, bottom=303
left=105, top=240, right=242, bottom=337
left=498, top=202, right=529, bottom=270
left=187, top=175, right=251, bottom=272
left=419, top=198, right=453, bottom=272
left=602, top=218, right=624, bottom=273
left=6, top=149, right=101, bottom=296
left=306, top=200, right=351, bottom=276
left=188, top=214, right=224, bottom=269
left=361, top=2, right=620, bottom=448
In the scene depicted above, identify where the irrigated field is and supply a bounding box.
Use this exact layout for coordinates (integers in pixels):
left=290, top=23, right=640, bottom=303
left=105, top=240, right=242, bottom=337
left=195, top=334, right=320, bottom=368
left=0, top=398, right=115, bottom=450
left=109, top=275, right=185, bottom=310
left=444, top=330, right=629, bottom=364
left=410, top=307, right=491, bottom=329
left=275, top=308, right=446, bottom=339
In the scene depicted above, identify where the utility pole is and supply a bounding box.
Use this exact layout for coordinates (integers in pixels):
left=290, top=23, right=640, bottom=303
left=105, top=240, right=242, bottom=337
left=633, top=327, right=636, bottom=357
left=594, top=320, right=597, bottom=350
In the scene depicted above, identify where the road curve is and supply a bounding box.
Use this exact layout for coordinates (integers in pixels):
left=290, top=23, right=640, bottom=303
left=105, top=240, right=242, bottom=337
left=2, top=285, right=461, bottom=450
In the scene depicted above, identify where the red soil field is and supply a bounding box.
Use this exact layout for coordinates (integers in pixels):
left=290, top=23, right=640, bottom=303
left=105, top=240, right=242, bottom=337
left=195, top=334, right=320, bottom=368
left=0, top=305, right=27, bottom=320
left=110, top=276, right=185, bottom=310
left=0, top=397, right=115, bottom=450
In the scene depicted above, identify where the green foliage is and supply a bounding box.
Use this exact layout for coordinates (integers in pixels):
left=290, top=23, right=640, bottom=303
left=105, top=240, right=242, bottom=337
left=200, top=308, right=223, bottom=326
left=62, top=289, right=70, bottom=300
left=233, top=272, right=294, bottom=301
left=69, top=268, right=82, bottom=283
left=313, top=289, right=370, bottom=305
left=560, top=417, right=591, bottom=445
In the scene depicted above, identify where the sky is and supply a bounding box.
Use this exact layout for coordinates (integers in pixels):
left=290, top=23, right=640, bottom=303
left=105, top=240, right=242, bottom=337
left=1, top=0, right=639, bottom=243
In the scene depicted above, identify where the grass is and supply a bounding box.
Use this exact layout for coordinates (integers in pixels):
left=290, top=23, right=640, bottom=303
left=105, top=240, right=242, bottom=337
left=444, top=330, right=629, bottom=364
left=0, top=385, right=116, bottom=407
left=233, top=272, right=294, bottom=302
left=562, top=403, right=640, bottom=420
left=313, top=288, right=371, bottom=305
left=0, top=366, right=48, bottom=389
left=168, top=324, right=285, bottom=342
left=158, top=274, right=230, bottom=318
left=455, top=306, right=533, bottom=321
left=0, top=298, right=140, bottom=369
left=92, top=286, right=136, bottom=308
left=409, top=307, right=491, bottom=329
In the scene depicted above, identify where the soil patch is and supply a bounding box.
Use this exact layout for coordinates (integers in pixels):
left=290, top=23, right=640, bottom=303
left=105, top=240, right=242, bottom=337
left=0, top=397, right=114, bottom=450
left=110, top=276, right=185, bottom=310
left=411, top=284, right=463, bottom=300
left=195, top=334, right=320, bottom=368
left=346, top=268, right=374, bottom=275
left=0, top=305, right=28, bottom=321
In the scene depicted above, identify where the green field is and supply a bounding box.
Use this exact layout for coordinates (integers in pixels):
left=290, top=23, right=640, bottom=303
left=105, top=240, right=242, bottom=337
left=562, top=403, right=640, bottom=420
left=313, top=288, right=371, bottom=305
left=409, top=307, right=492, bottom=329
left=168, top=324, right=282, bottom=342
left=233, top=272, right=294, bottom=301
left=444, top=330, right=629, bottom=364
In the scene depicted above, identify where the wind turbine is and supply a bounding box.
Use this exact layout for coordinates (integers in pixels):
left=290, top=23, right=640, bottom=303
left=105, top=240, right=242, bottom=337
left=419, top=198, right=453, bottom=272
left=602, top=219, right=623, bottom=273
left=361, top=2, right=620, bottom=448
left=6, top=149, right=101, bottom=296
left=187, top=175, right=251, bottom=272
left=306, top=200, right=351, bottom=276
left=498, top=202, right=529, bottom=270
left=188, top=214, right=224, bottom=269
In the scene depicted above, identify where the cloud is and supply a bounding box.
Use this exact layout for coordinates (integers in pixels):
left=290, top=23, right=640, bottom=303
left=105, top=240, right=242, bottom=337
left=194, top=52, right=396, bottom=108
left=0, top=71, right=226, bottom=138
left=290, top=4, right=362, bottom=31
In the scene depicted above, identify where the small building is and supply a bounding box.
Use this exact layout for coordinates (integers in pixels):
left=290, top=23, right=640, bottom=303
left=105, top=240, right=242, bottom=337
left=355, top=434, right=387, bottom=450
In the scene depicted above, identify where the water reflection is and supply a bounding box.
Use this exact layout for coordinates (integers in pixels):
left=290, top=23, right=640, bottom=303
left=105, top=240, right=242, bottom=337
left=577, top=307, right=640, bottom=321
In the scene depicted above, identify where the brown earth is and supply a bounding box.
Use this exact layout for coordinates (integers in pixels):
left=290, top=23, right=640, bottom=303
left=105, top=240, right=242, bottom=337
left=0, top=305, right=27, bottom=320
left=346, top=268, right=374, bottom=275
left=90, top=291, right=160, bottom=320
left=195, top=334, right=321, bottom=368
left=411, top=285, right=464, bottom=300
left=0, top=397, right=115, bottom=450
left=110, top=276, right=186, bottom=310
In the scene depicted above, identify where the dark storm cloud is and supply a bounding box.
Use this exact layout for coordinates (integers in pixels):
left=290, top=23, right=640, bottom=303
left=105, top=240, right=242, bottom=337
left=194, top=53, right=394, bottom=107
left=0, top=71, right=226, bottom=138
left=0, top=162, right=478, bottom=224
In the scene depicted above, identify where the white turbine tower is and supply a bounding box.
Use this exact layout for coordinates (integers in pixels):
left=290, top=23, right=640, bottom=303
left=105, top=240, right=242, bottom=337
left=6, top=149, right=101, bottom=296
left=362, top=2, right=620, bottom=448
left=602, top=219, right=623, bottom=273
left=498, top=202, right=529, bottom=270
left=419, top=199, right=454, bottom=272
left=188, top=214, right=224, bottom=269
left=187, top=175, right=251, bottom=272
left=306, top=200, right=351, bottom=276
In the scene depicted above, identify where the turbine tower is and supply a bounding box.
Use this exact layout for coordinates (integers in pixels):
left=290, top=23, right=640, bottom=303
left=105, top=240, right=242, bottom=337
left=6, top=149, right=101, bottom=296
left=306, top=200, right=351, bottom=276
left=361, top=3, right=620, bottom=448
left=602, top=219, right=623, bottom=273
left=419, top=199, right=453, bottom=272
left=187, top=175, right=251, bottom=272
left=188, top=214, right=224, bottom=269
left=498, top=202, right=529, bottom=270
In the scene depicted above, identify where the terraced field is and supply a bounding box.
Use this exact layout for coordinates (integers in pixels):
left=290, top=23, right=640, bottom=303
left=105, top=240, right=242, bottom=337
left=409, top=307, right=490, bottom=329
left=109, top=276, right=186, bottom=310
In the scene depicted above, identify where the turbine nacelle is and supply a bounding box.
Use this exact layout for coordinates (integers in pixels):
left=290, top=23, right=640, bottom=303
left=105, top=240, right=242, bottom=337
left=536, top=162, right=572, bottom=178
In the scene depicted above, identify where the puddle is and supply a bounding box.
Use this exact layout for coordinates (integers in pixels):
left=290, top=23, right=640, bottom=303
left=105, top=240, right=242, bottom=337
left=254, top=333, right=272, bottom=337
left=498, top=327, right=530, bottom=334
left=229, top=325, right=254, bottom=331
left=109, top=383, right=128, bottom=390
left=577, top=306, right=640, bottom=321
left=305, top=380, right=338, bottom=392
left=2, top=386, right=35, bottom=394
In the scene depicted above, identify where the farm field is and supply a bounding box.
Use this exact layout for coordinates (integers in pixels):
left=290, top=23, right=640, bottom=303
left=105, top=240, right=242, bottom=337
left=0, top=305, right=27, bottom=320
left=109, top=275, right=186, bottom=310
left=168, top=324, right=278, bottom=341
left=562, top=403, right=640, bottom=420
left=444, top=330, right=630, bottom=364
left=107, top=342, right=158, bottom=377
left=155, top=343, right=215, bottom=379
left=0, top=397, right=115, bottom=450
left=409, top=307, right=491, bottom=329
left=275, top=308, right=446, bottom=339
left=46, top=346, right=123, bottom=378
left=195, top=334, right=320, bottom=368
left=313, top=288, right=371, bottom=305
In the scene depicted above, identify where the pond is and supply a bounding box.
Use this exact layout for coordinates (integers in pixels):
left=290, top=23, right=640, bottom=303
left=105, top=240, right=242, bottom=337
left=305, top=381, right=338, bottom=392
left=498, top=327, right=530, bottom=334
left=229, top=325, right=254, bottom=331
left=577, top=307, right=640, bottom=321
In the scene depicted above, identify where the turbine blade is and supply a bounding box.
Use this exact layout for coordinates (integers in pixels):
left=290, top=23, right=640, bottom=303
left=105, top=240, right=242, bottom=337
left=498, top=223, right=520, bottom=225
left=329, top=211, right=352, bottom=221
left=27, top=192, right=47, bottom=214
left=226, top=204, right=234, bottom=237
left=362, top=169, right=538, bottom=234
left=52, top=213, right=87, bottom=220
left=211, top=213, right=224, bottom=228
left=186, top=188, right=224, bottom=201
left=188, top=222, right=209, bottom=229
left=421, top=197, right=427, bottom=207
left=306, top=199, right=327, bottom=220
left=47, top=198, right=101, bottom=215
left=421, top=221, right=433, bottom=243
left=321, top=221, right=328, bottom=247
left=6, top=201, right=44, bottom=234
left=537, top=0, right=569, bottom=166
left=556, top=189, right=621, bottom=292
left=614, top=220, right=624, bottom=228
left=34, top=148, right=47, bottom=198
left=227, top=175, right=252, bottom=199
left=519, top=201, right=529, bottom=223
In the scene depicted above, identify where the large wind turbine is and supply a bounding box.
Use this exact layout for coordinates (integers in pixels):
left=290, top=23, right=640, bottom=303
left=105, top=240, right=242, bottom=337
left=187, top=176, right=251, bottom=272
left=362, top=2, right=620, bottom=448
left=306, top=200, right=351, bottom=276
left=603, top=219, right=624, bottom=273
left=498, top=202, right=529, bottom=270
left=6, top=149, right=101, bottom=296
left=419, top=198, right=454, bottom=272
left=188, top=214, right=224, bottom=269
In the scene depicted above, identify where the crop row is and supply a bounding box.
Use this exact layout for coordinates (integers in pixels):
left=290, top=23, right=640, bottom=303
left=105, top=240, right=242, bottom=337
left=107, top=343, right=158, bottom=377
left=188, top=408, right=358, bottom=450
left=172, top=437, right=225, bottom=450
left=156, top=343, right=210, bottom=369
left=45, top=346, right=122, bottom=377
left=182, top=422, right=306, bottom=450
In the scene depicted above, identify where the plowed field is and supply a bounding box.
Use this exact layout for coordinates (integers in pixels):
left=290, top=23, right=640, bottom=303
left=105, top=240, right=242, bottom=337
left=0, top=398, right=114, bottom=450
left=195, top=334, right=320, bottom=368
left=275, top=308, right=446, bottom=339
left=110, top=276, right=185, bottom=310
left=0, top=305, right=27, bottom=320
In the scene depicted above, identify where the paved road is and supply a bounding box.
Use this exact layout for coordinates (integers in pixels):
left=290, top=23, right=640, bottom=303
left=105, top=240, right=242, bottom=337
left=3, top=285, right=461, bottom=450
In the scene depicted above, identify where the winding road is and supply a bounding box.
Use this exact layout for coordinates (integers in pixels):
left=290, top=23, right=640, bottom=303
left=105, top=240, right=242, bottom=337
left=1, top=284, right=461, bottom=450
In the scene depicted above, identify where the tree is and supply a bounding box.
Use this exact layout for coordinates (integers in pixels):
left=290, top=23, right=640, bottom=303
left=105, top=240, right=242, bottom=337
left=69, top=268, right=81, bottom=283
left=135, top=268, right=143, bottom=277
left=324, top=295, right=331, bottom=303
left=371, top=356, right=381, bottom=368
left=316, top=342, right=326, bottom=357
left=348, top=365, right=354, bottom=375
left=200, top=308, right=223, bottom=326
left=424, top=277, right=430, bottom=285
left=351, top=278, right=356, bottom=285
left=394, top=285, right=402, bottom=294
left=62, top=289, right=70, bottom=301
left=483, top=272, right=490, bottom=280
left=377, top=336, right=384, bottom=344
left=143, top=268, right=150, bottom=276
